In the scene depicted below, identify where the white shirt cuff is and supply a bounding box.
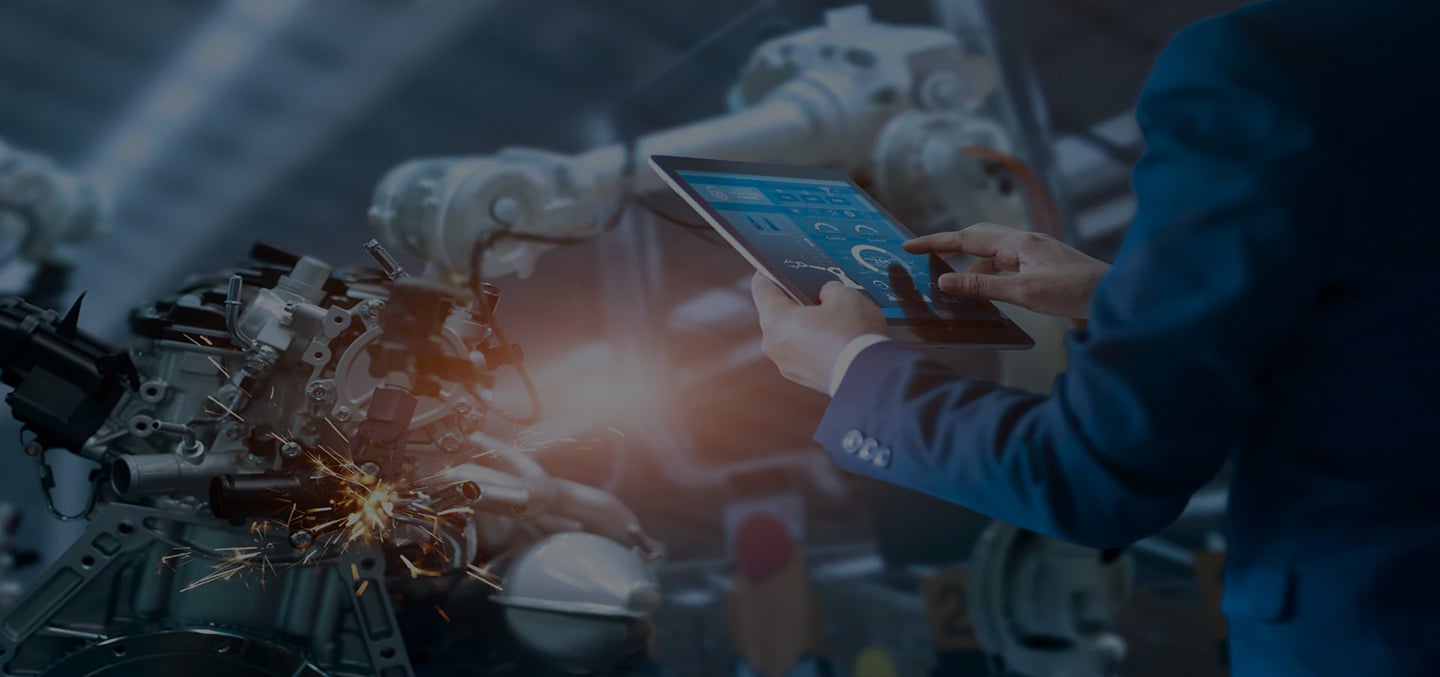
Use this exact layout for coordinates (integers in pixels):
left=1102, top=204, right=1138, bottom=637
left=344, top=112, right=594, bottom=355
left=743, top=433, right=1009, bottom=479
left=829, top=334, right=891, bottom=396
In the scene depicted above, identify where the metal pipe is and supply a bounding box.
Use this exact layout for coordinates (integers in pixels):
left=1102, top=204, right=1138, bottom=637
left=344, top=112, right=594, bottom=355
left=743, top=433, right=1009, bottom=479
left=363, top=238, right=408, bottom=280
left=456, top=480, right=531, bottom=513
left=149, top=420, right=202, bottom=457
left=111, top=452, right=244, bottom=499
left=208, top=473, right=321, bottom=520
left=224, top=274, right=255, bottom=350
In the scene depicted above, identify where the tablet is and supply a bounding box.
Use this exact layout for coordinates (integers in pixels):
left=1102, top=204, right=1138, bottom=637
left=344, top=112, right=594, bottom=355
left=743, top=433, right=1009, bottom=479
left=650, top=155, right=1034, bottom=349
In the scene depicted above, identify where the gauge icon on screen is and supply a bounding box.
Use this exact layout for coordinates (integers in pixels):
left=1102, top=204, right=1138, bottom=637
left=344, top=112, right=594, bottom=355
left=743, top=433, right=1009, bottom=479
left=812, top=221, right=841, bottom=233
left=851, top=244, right=912, bottom=274
left=854, top=224, right=881, bottom=237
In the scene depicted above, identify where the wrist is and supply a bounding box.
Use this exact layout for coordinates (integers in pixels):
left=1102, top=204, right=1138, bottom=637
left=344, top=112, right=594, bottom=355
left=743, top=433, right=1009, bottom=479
left=828, top=333, right=890, bottom=395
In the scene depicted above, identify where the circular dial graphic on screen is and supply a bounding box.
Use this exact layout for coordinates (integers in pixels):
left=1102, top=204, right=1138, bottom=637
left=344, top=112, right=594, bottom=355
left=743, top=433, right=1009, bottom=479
left=850, top=244, right=913, bottom=274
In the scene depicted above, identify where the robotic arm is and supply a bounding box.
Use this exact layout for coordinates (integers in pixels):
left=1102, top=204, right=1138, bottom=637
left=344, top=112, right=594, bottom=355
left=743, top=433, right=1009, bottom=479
left=0, top=139, right=105, bottom=311
left=369, top=5, right=1019, bottom=282
left=0, top=140, right=102, bottom=264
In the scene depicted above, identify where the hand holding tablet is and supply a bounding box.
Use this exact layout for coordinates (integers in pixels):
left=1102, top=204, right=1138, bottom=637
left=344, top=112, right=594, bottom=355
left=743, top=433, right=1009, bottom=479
left=649, top=155, right=1034, bottom=350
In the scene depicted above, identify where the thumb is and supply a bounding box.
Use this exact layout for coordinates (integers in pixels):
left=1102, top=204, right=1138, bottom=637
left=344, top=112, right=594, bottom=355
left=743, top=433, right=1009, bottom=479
left=752, top=271, right=797, bottom=313
left=937, top=272, right=1024, bottom=305
left=818, top=281, right=853, bottom=303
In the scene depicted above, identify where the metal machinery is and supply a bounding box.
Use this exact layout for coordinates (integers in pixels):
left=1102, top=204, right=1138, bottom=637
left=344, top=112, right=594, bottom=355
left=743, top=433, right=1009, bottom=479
left=368, top=7, right=1123, bottom=673
left=0, top=5, right=1129, bottom=676
left=0, top=244, right=665, bottom=676
left=0, top=505, right=33, bottom=614
left=0, top=138, right=104, bottom=310
left=368, top=5, right=1021, bottom=284
left=970, top=523, right=1133, bottom=677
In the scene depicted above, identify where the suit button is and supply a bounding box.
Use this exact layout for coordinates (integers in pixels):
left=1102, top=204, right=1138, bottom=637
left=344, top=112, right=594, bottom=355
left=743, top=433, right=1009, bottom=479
left=841, top=430, right=864, bottom=454
left=857, top=438, right=878, bottom=462
left=873, top=447, right=891, bottom=469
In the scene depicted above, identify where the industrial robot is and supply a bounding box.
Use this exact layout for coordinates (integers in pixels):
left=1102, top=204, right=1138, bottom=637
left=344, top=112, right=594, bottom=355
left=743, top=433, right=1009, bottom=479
left=0, top=7, right=1127, bottom=676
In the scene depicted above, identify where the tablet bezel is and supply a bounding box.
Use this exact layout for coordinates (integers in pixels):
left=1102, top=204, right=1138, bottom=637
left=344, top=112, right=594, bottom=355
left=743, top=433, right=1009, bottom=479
left=649, top=155, right=1034, bottom=350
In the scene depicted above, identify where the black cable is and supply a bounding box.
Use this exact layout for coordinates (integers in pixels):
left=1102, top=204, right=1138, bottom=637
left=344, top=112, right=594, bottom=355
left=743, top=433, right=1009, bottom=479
left=463, top=196, right=634, bottom=425
left=466, top=195, right=631, bottom=295
left=480, top=319, right=543, bottom=427
left=631, top=193, right=707, bottom=230
left=631, top=193, right=727, bottom=246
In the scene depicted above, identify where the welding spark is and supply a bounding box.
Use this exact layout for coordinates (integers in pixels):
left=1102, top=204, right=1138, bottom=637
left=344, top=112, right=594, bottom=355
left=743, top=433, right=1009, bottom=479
left=435, top=605, right=452, bottom=623
left=179, top=546, right=267, bottom=592
left=399, top=554, right=444, bottom=580
left=323, top=417, right=350, bottom=444
left=206, top=395, right=244, bottom=422
left=158, top=547, right=194, bottom=573
left=207, top=356, right=232, bottom=379
left=164, top=435, right=505, bottom=596
left=295, top=446, right=449, bottom=550
left=466, top=563, right=504, bottom=592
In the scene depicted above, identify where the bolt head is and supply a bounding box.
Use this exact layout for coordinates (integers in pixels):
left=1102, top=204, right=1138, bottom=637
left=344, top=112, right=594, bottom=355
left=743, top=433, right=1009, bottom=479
left=289, top=530, right=314, bottom=551
left=307, top=382, right=331, bottom=402
left=281, top=442, right=301, bottom=458
left=438, top=432, right=462, bottom=453
left=333, top=406, right=352, bottom=422
left=491, top=196, right=522, bottom=226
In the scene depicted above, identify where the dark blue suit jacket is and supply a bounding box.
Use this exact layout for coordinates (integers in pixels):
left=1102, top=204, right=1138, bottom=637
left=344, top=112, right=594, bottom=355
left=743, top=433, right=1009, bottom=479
left=816, top=2, right=1440, bottom=674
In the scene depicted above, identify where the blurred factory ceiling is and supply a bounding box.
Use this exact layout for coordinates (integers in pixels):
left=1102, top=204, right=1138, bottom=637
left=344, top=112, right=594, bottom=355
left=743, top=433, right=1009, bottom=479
left=0, top=0, right=1245, bottom=558
left=0, top=0, right=1251, bottom=324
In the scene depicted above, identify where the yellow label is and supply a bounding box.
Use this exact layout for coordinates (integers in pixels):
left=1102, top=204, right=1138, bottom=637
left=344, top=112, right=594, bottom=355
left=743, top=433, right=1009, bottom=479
left=852, top=646, right=899, bottom=677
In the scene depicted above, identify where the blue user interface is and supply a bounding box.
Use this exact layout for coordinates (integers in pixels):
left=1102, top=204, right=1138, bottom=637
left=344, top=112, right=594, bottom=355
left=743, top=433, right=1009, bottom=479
left=676, top=170, right=999, bottom=322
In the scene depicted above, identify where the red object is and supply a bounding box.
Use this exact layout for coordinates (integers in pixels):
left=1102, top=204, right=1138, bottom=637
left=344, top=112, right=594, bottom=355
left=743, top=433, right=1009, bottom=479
left=733, top=513, right=795, bottom=582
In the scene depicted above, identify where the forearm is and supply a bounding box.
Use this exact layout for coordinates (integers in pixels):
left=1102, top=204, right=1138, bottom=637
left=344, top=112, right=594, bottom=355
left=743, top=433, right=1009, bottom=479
left=815, top=341, right=1191, bottom=548
left=811, top=12, right=1324, bottom=550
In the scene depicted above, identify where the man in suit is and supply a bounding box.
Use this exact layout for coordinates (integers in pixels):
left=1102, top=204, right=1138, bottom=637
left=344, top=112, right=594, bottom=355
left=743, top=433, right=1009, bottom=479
left=750, top=1, right=1440, bottom=674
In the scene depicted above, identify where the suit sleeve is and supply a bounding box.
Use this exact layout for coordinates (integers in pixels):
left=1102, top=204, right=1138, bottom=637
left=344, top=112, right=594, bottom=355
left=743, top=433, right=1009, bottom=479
left=814, top=16, right=1328, bottom=548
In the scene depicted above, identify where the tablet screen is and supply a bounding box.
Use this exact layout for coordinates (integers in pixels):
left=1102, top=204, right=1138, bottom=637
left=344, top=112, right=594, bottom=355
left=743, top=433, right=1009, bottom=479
left=673, top=169, right=1005, bottom=324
